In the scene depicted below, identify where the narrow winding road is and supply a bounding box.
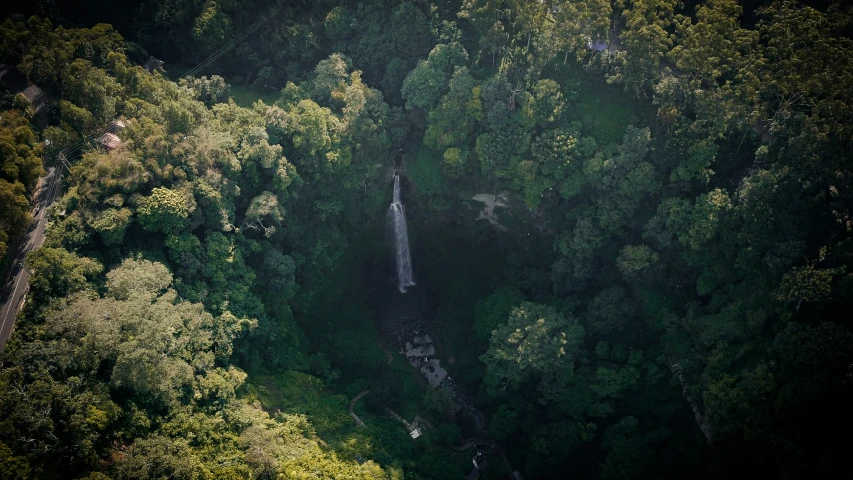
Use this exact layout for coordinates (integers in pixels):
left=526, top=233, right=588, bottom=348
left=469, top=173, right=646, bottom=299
left=0, top=166, right=61, bottom=353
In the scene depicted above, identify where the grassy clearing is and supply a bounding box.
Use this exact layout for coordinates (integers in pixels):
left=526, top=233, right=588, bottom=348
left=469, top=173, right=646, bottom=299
left=239, top=234, right=469, bottom=476
left=242, top=365, right=470, bottom=477
left=242, top=371, right=408, bottom=471
left=229, top=82, right=280, bottom=107
left=242, top=371, right=352, bottom=436
left=162, top=65, right=280, bottom=107
left=161, top=63, right=194, bottom=79
left=544, top=60, right=653, bottom=145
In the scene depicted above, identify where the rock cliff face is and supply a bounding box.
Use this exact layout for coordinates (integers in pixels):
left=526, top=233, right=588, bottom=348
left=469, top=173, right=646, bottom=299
left=472, top=193, right=509, bottom=231
left=669, top=360, right=714, bottom=446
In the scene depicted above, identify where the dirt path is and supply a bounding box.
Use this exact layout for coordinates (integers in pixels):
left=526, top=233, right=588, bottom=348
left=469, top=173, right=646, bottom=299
left=349, top=390, right=370, bottom=427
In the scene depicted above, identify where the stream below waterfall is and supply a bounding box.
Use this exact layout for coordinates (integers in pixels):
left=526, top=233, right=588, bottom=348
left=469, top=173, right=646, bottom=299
left=338, top=163, right=548, bottom=476
left=369, top=172, right=494, bottom=445
left=371, top=276, right=490, bottom=442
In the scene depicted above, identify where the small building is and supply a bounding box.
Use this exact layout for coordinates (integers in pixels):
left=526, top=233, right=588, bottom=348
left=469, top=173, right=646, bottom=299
left=1, top=64, right=46, bottom=112
left=108, top=119, right=126, bottom=134
left=99, top=133, right=121, bottom=151
left=21, top=84, right=45, bottom=106
left=143, top=56, right=164, bottom=74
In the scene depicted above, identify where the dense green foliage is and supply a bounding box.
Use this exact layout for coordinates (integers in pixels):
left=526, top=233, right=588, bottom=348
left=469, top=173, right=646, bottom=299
left=0, top=109, right=43, bottom=259
left=1, top=1, right=852, bottom=479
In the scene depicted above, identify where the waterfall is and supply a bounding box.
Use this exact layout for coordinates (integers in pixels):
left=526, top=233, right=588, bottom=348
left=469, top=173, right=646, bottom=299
left=389, top=174, right=415, bottom=293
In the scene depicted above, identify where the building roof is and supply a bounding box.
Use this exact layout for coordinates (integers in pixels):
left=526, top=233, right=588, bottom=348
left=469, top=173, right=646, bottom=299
left=1, top=64, right=46, bottom=109
left=22, top=85, right=44, bottom=104
left=99, top=133, right=121, bottom=150
left=143, top=56, right=164, bottom=73
left=108, top=119, right=126, bottom=133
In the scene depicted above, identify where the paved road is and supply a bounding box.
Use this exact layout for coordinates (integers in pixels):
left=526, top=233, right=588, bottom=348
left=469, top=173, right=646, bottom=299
left=0, top=166, right=61, bottom=353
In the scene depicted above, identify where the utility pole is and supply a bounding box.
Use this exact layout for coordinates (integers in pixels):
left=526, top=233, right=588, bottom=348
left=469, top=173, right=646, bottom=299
left=58, top=152, right=72, bottom=173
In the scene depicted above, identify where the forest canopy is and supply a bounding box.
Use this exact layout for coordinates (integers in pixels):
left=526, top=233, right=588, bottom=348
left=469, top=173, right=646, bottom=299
left=1, top=1, right=852, bottom=479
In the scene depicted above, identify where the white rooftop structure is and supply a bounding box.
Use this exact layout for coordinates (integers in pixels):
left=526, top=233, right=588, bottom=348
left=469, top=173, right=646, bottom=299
left=587, top=38, right=608, bottom=52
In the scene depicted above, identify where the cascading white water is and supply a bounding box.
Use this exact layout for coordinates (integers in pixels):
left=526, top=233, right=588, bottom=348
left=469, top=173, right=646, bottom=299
left=389, top=174, right=415, bottom=293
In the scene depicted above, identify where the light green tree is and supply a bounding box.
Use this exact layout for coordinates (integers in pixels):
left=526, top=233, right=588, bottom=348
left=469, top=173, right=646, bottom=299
left=137, top=187, right=196, bottom=235
left=482, top=302, right=585, bottom=390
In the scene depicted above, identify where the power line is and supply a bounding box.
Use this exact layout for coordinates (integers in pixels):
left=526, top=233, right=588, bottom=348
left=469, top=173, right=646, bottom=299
left=57, top=152, right=73, bottom=173
left=213, top=36, right=267, bottom=78
left=59, top=126, right=107, bottom=157
left=183, top=15, right=278, bottom=79
left=31, top=5, right=289, bottom=223
left=184, top=4, right=283, bottom=78
left=183, top=2, right=285, bottom=79
left=60, top=122, right=116, bottom=158
left=55, top=3, right=286, bottom=164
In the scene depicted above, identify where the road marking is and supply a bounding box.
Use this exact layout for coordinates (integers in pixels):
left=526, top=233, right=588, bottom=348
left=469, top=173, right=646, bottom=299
left=0, top=271, right=26, bottom=343
left=0, top=166, right=57, bottom=350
